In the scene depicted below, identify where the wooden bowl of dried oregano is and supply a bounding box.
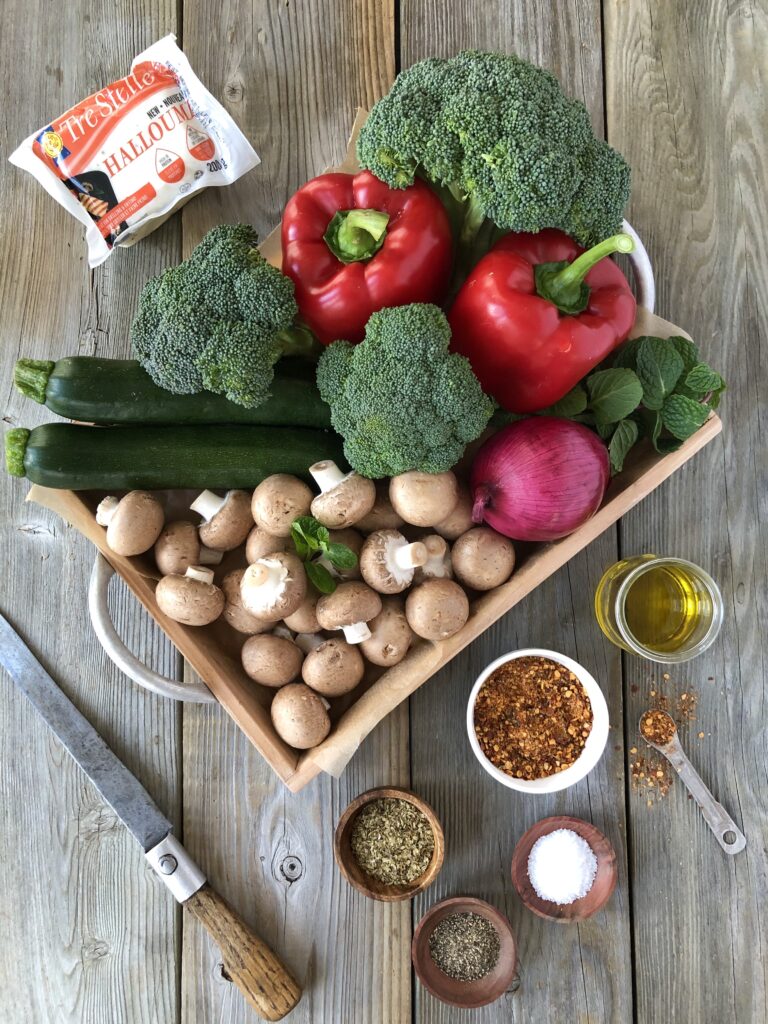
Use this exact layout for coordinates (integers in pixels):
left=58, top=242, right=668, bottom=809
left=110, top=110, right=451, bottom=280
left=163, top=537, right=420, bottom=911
left=334, top=786, right=445, bottom=901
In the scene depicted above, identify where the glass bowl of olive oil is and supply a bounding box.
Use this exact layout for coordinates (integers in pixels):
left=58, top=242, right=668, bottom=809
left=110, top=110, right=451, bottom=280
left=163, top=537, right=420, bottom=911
left=594, top=556, right=723, bottom=663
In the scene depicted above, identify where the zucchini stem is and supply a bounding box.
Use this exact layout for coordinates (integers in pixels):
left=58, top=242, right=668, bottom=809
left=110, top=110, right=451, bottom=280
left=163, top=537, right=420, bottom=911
left=14, top=360, right=55, bottom=405
left=5, top=428, right=30, bottom=477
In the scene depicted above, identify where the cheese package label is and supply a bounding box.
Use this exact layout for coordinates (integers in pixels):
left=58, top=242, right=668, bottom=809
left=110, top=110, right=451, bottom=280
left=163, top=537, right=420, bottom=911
left=9, top=35, right=259, bottom=267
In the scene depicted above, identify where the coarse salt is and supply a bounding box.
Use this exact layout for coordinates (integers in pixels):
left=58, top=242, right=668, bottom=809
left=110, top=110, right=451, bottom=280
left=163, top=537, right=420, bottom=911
left=527, top=828, right=597, bottom=905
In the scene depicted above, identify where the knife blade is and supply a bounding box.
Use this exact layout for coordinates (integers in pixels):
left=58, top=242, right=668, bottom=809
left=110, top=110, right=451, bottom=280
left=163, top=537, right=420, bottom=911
left=0, top=612, right=171, bottom=851
left=0, top=611, right=301, bottom=1021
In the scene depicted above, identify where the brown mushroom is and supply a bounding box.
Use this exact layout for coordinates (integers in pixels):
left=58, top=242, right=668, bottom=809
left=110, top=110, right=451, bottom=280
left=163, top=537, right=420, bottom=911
left=405, top=578, right=469, bottom=641
left=360, top=598, right=414, bottom=667
left=190, top=489, right=253, bottom=551
left=413, top=535, right=453, bottom=584
left=451, top=527, right=516, bottom=591
left=315, top=581, right=382, bottom=644
left=317, top=528, right=363, bottom=581
left=271, top=683, right=331, bottom=749
left=389, top=470, right=459, bottom=527
left=283, top=587, right=321, bottom=633
left=359, top=529, right=428, bottom=594
left=240, top=551, right=307, bottom=622
left=221, top=569, right=271, bottom=635
left=251, top=474, right=313, bottom=537
left=96, top=491, right=165, bottom=556
left=245, top=525, right=285, bottom=563
left=309, top=460, right=376, bottom=528
left=432, top=486, right=475, bottom=540
left=301, top=638, right=365, bottom=697
left=155, top=566, right=224, bottom=626
left=241, top=633, right=303, bottom=688
left=355, top=481, right=405, bottom=533
left=154, top=520, right=223, bottom=576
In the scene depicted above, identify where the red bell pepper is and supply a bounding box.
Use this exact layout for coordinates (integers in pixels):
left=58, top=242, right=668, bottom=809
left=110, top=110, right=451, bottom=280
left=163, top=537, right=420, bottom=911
left=281, top=170, right=453, bottom=345
left=449, top=229, right=637, bottom=413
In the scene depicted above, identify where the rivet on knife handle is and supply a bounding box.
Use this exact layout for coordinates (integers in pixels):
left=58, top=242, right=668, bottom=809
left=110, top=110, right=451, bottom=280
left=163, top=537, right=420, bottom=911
left=184, top=883, right=302, bottom=1021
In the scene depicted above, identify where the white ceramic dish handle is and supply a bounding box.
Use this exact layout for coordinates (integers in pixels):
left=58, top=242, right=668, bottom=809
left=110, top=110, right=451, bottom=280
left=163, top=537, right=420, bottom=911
left=623, top=219, right=655, bottom=313
left=89, top=553, right=216, bottom=703
left=87, top=224, right=653, bottom=705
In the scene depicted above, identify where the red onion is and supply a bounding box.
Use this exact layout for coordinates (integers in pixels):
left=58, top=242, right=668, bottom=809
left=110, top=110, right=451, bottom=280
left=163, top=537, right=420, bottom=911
left=470, top=417, right=610, bottom=541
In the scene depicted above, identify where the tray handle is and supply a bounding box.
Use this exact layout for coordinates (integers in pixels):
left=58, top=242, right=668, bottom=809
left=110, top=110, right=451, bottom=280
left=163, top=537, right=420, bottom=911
left=623, top=219, right=655, bottom=313
left=89, top=553, right=216, bottom=704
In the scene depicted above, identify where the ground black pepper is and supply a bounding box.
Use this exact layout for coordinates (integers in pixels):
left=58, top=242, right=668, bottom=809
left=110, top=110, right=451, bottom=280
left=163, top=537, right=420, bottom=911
left=428, top=912, right=500, bottom=982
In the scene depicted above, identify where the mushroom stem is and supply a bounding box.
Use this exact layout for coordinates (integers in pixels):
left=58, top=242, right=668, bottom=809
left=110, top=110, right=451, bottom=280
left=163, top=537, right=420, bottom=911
left=392, top=541, right=427, bottom=571
left=294, top=632, right=326, bottom=653
left=316, top=554, right=340, bottom=579
left=198, top=545, right=224, bottom=566
left=424, top=536, right=448, bottom=559
left=309, top=460, right=348, bottom=494
left=248, top=559, right=286, bottom=588
left=272, top=624, right=295, bottom=640
left=95, top=495, right=120, bottom=527
left=185, top=565, right=215, bottom=584
left=340, top=620, right=372, bottom=644
left=190, top=489, right=226, bottom=522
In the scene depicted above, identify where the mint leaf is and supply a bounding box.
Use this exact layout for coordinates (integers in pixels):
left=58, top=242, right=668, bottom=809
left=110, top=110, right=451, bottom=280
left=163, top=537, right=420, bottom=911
left=669, top=336, right=699, bottom=373
left=685, top=363, right=724, bottom=395
left=325, top=542, right=358, bottom=570
left=596, top=421, right=615, bottom=440
left=608, top=419, right=639, bottom=473
left=305, top=560, right=337, bottom=594
left=638, top=407, right=663, bottom=450
left=612, top=337, right=644, bottom=369
left=635, top=337, right=684, bottom=409
left=661, top=394, right=710, bottom=440
left=291, top=528, right=310, bottom=560
left=545, top=386, right=588, bottom=418
left=291, top=515, right=330, bottom=555
left=586, top=368, right=644, bottom=425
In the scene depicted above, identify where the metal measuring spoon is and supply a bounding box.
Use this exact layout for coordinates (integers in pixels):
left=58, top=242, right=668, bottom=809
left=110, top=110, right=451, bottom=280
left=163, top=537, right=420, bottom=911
left=639, top=711, right=746, bottom=855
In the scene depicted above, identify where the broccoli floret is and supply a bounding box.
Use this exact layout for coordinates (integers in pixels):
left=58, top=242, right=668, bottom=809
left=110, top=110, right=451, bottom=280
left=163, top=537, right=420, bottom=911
left=357, top=50, right=630, bottom=249
left=130, top=224, right=301, bottom=406
left=316, top=303, right=494, bottom=478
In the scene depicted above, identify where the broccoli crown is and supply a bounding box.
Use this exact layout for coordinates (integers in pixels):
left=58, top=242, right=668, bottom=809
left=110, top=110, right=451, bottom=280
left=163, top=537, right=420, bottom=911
left=357, top=50, right=630, bottom=248
left=316, top=303, right=494, bottom=478
left=131, top=224, right=298, bottom=404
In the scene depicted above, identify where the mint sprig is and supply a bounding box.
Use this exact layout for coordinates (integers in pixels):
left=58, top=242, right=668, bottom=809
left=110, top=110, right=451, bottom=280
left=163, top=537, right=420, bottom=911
left=290, top=515, right=358, bottom=594
left=542, top=335, right=725, bottom=474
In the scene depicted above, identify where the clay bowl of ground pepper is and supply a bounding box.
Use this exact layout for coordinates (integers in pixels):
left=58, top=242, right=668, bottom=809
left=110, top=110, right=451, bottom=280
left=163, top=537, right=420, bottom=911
left=334, top=787, right=445, bottom=901
left=412, top=896, right=519, bottom=1008
left=511, top=815, right=618, bottom=922
left=467, top=649, right=610, bottom=793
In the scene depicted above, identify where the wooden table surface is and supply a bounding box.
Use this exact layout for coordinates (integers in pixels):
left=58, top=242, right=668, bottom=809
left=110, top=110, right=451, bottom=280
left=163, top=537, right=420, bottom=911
left=1, top=2, right=765, bottom=1022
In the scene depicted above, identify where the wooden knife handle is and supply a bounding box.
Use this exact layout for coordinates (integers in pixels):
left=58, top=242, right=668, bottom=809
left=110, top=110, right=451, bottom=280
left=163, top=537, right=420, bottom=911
left=184, top=883, right=301, bottom=1020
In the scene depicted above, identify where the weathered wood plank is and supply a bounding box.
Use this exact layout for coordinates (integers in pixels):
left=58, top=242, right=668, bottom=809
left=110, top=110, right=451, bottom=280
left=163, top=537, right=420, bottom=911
left=605, top=2, right=768, bottom=1022
left=178, top=3, right=409, bottom=1021
left=400, top=3, right=633, bottom=1022
left=0, top=4, right=183, bottom=1022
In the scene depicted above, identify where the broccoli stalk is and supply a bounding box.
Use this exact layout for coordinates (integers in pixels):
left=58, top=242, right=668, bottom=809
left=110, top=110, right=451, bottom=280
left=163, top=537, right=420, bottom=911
left=357, top=51, right=631, bottom=257
left=316, top=303, right=494, bottom=478
left=131, top=224, right=317, bottom=408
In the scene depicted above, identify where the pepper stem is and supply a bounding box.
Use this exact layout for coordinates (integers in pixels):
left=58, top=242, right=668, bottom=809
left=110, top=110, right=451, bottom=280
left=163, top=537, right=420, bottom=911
left=535, top=233, right=635, bottom=316
left=324, top=208, right=389, bottom=264
left=14, top=359, right=55, bottom=404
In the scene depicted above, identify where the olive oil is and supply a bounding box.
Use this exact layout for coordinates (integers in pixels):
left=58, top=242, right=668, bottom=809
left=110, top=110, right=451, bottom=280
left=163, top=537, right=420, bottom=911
left=595, top=556, right=723, bottom=663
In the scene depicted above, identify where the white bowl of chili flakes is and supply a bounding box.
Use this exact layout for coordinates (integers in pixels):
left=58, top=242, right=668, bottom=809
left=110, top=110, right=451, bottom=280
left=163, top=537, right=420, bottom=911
left=466, top=649, right=610, bottom=793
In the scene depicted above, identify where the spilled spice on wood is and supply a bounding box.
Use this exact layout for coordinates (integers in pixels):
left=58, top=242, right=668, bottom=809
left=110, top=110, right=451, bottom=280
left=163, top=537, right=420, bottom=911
left=473, top=656, right=593, bottom=780
left=428, top=912, right=500, bottom=982
left=350, top=798, right=434, bottom=885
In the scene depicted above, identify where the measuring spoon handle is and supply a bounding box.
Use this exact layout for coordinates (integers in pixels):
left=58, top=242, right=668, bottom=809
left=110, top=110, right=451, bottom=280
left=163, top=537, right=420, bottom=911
left=665, top=743, right=746, bottom=854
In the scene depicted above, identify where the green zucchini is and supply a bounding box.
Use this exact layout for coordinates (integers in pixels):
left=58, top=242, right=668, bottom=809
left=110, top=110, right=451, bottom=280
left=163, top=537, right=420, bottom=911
left=13, top=357, right=331, bottom=429
left=6, top=423, right=345, bottom=490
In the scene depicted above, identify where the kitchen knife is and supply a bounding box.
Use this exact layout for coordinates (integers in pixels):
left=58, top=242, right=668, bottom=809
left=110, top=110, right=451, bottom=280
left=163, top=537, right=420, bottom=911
left=0, top=612, right=301, bottom=1022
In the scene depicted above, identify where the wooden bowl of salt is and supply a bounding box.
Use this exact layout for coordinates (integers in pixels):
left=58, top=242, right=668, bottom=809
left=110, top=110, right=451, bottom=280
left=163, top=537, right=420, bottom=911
left=511, top=815, right=617, bottom=921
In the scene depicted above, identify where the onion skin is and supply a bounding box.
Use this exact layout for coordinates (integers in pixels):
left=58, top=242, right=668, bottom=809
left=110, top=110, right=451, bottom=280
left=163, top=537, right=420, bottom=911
left=470, top=417, right=610, bottom=542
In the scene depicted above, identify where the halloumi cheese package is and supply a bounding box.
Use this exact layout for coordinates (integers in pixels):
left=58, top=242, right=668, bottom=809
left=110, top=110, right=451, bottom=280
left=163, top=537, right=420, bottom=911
left=9, top=35, right=259, bottom=267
